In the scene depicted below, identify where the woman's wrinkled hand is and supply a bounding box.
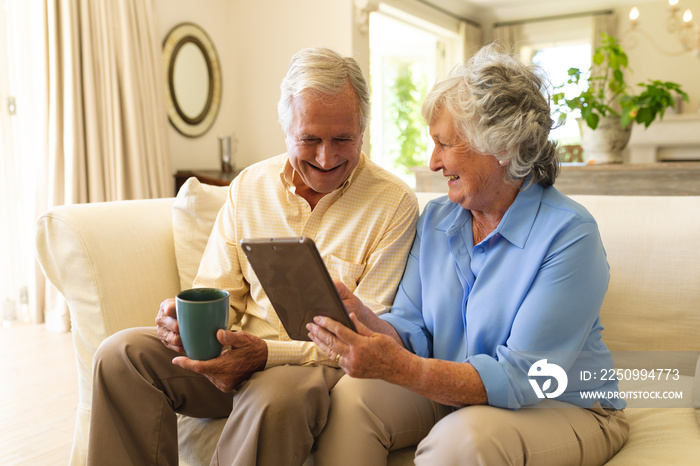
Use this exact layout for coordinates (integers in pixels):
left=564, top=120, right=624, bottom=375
left=307, top=313, right=406, bottom=380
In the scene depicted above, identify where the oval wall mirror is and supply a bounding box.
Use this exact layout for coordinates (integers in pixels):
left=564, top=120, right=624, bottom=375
left=162, top=22, right=222, bottom=137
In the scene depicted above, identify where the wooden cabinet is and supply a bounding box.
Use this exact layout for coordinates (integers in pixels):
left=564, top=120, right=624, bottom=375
left=174, top=170, right=239, bottom=194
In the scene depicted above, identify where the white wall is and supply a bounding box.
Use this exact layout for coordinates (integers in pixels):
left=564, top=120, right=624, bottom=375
left=156, top=0, right=359, bottom=175
left=156, top=0, right=700, bottom=175
left=614, top=2, right=700, bottom=116
left=156, top=0, right=236, bottom=173
left=229, top=0, right=357, bottom=169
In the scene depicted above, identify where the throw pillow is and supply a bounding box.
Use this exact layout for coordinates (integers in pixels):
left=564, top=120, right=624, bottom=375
left=172, top=177, right=229, bottom=290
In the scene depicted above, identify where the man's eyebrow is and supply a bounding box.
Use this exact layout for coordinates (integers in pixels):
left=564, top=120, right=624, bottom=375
left=298, top=133, right=358, bottom=139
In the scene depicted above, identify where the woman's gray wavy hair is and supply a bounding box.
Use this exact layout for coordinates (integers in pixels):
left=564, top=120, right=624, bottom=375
left=421, top=42, right=560, bottom=187
left=278, top=47, right=370, bottom=134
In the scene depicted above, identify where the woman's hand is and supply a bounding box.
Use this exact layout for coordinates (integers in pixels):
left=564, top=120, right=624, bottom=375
left=333, top=280, right=377, bottom=327
left=308, top=281, right=407, bottom=379
left=333, top=280, right=403, bottom=344
left=310, top=285, right=489, bottom=406
left=307, top=313, right=407, bottom=380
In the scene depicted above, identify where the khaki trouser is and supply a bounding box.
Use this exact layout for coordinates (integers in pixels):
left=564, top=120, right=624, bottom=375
left=87, top=327, right=343, bottom=466
left=314, top=377, right=629, bottom=466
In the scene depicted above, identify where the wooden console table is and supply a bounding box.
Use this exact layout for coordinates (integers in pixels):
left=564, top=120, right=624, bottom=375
left=413, top=163, right=700, bottom=196
left=174, top=169, right=239, bottom=194
left=554, top=162, right=700, bottom=196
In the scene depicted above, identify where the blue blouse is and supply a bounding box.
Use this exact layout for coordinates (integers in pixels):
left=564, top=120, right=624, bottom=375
left=382, top=183, right=624, bottom=410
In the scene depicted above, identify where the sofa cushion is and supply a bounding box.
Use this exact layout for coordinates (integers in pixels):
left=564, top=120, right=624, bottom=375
left=569, top=196, right=700, bottom=354
left=176, top=415, right=415, bottom=466
left=177, top=416, right=225, bottom=466
left=172, top=178, right=229, bottom=290
left=604, top=407, right=700, bottom=465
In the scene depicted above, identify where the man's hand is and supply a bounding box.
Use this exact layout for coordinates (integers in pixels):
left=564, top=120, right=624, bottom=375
left=172, top=330, right=268, bottom=392
left=155, top=298, right=185, bottom=354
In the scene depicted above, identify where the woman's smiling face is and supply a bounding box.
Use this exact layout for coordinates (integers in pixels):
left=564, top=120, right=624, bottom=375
left=428, top=110, right=506, bottom=212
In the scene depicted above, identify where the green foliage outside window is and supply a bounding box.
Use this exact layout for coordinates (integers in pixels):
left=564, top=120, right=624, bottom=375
left=389, top=63, right=427, bottom=173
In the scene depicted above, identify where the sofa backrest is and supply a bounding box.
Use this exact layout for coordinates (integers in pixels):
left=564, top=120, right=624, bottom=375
left=570, top=195, right=700, bottom=355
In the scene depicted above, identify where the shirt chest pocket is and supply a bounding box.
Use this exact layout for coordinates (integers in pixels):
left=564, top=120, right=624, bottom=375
left=323, top=254, right=365, bottom=293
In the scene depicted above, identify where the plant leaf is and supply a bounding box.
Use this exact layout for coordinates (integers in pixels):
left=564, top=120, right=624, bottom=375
left=636, top=107, right=654, bottom=127
left=586, top=113, right=600, bottom=130
left=593, top=52, right=604, bottom=66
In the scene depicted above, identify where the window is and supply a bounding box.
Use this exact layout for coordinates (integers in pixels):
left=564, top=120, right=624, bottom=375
left=517, top=15, right=595, bottom=150
left=532, top=43, right=591, bottom=145
left=369, top=6, right=461, bottom=188
left=0, top=0, right=46, bottom=325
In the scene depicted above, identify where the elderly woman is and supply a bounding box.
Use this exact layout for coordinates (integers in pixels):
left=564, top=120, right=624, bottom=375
left=307, top=44, right=629, bottom=465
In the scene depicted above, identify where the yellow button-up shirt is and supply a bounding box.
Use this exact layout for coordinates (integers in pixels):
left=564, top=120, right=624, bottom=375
left=194, top=153, right=418, bottom=368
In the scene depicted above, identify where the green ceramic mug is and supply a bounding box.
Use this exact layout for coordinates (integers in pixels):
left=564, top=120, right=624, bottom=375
left=176, top=288, right=230, bottom=360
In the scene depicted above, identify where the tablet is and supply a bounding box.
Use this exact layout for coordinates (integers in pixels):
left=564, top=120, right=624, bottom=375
left=240, top=237, right=357, bottom=341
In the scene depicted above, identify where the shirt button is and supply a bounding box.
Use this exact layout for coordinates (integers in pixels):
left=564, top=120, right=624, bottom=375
left=476, top=247, right=484, bottom=254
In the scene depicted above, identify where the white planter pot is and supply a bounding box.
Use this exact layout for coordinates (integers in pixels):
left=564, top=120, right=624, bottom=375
left=579, top=116, right=632, bottom=164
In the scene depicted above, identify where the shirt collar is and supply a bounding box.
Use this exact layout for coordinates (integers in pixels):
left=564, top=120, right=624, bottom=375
left=438, top=179, right=544, bottom=249
left=493, top=180, right=543, bottom=248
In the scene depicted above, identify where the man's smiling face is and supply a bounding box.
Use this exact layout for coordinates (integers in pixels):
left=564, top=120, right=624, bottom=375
left=285, top=84, right=363, bottom=204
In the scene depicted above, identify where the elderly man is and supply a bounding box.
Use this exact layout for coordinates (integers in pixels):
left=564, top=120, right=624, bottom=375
left=86, top=47, right=418, bottom=465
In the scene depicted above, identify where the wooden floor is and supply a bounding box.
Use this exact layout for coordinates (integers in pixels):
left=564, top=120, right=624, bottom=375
left=0, top=323, right=77, bottom=465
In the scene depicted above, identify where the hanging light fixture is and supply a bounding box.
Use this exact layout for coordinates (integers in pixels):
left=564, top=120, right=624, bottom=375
left=628, top=0, right=699, bottom=56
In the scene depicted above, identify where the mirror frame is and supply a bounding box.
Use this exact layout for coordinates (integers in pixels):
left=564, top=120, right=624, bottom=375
left=162, top=22, right=222, bottom=137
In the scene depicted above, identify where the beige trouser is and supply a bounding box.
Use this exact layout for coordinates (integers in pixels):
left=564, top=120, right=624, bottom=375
left=87, top=327, right=343, bottom=466
left=314, top=377, right=629, bottom=466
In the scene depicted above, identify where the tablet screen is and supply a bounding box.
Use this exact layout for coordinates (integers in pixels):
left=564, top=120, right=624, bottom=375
left=240, top=237, right=356, bottom=341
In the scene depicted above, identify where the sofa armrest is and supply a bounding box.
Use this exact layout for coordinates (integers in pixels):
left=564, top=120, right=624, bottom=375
left=35, top=197, right=181, bottom=402
left=36, top=197, right=183, bottom=465
left=36, top=197, right=181, bottom=332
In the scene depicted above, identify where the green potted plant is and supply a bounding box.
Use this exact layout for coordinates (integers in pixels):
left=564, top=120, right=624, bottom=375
left=390, top=63, right=427, bottom=174
left=553, top=33, right=688, bottom=163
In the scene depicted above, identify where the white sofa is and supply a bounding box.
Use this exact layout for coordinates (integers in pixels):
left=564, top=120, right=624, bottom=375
left=36, top=178, right=700, bottom=465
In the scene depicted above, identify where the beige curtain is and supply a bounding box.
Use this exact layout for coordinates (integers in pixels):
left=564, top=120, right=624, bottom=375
left=590, top=12, right=618, bottom=112
left=46, top=0, right=171, bottom=205
left=492, top=23, right=523, bottom=55
left=592, top=12, right=618, bottom=50
left=460, top=20, right=483, bottom=62
left=38, top=0, right=171, bottom=329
